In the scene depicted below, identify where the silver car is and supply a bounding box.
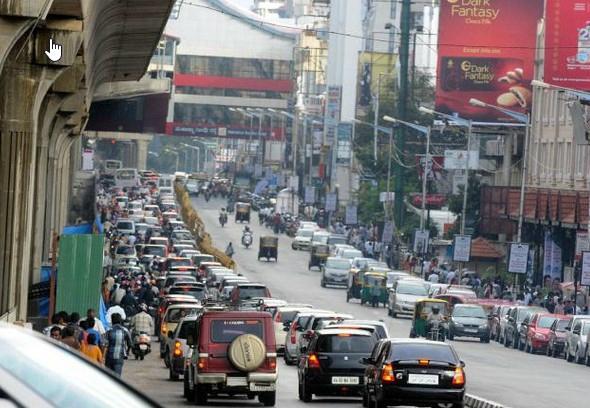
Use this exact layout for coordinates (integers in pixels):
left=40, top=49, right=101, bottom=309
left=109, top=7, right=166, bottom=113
left=164, top=316, right=199, bottom=381
left=388, top=279, right=429, bottom=317
left=291, top=228, right=314, bottom=250
left=320, top=257, right=351, bottom=287
left=565, top=318, right=590, bottom=363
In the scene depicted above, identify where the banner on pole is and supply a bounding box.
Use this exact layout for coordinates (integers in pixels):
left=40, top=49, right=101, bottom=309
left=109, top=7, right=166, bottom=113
left=382, top=222, right=394, bottom=244
left=413, top=229, right=430, bottom=255
left=304, top=186, right=315, bottom=204
left=345, top=205, right=358, bottom=225
left=325, top=192, right=337, bottom=212
left=453, top=235, right=472, bottom=262
left=582, top=252, right=590, bottom=286
left=508, top=242, right=530, bottom=274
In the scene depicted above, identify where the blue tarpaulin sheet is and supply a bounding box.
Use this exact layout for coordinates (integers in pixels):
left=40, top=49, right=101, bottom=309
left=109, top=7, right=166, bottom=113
left=63, top=223, right=92, bottom=235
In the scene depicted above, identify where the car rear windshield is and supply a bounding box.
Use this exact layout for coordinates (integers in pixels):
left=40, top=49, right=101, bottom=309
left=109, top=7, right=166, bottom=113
left=166, top=277, right=196, bottom=287
left=178, top=321, right=197, bottom=339
left=298, top=229, right=314, bottom=237
left=453, top=306, right=487, bottom=319
left=397, top=282, right=427, bottom=296
left=169, top=287, right=205, bottom=299
left=555, top=319, right=570, bottom=331
left=317, top=334, right=375, bottom=353
left=279, top=310, right=300, bottom=323
left=167, top=308, right=198, bottom=323
left=116, top=246, right=134, bottom=255
left=143, top=246, right=165, bottom=257
left=312, top=234, right=329, bottom=244
left=389, top=343, right=458, bottom=364
left=538, top=316, right=557, bottom=328
left=170, top=259, right=192, bottom=268
left=117, top=222, right=133, bottom=230
left=238, top=287, right=267, bottom=299
left=326, top=259, right=351, bottom=269
left=210, top=319, right=264, bottom=343
left=328, top=236, right=347, bottom=245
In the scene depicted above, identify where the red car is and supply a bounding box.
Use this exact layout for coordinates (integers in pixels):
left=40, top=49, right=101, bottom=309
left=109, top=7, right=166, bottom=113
left=546, top=317, right=571, bottom=358
left=522, top=313, right=564, bottom=354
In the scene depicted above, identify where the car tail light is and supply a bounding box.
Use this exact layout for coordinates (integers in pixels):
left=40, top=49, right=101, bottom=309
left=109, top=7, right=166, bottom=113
left=452, top=367, right=465, bottom=386
left=161, top=323, right=168, bottom=335
left=275, top=312, right=282, bottom=322
left=381, top=363, right=395, bottom=383
left=173, top=341, right=183, bottom=357
left=197, top=353, right=208, bottom=370
left=266, top=353, right=277, bottom=370
left=307, top=353, right=320, bottom=369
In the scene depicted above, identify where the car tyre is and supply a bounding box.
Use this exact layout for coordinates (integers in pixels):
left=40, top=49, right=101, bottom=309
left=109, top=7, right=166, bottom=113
left=301, top=380, right=312, bottom=402
left=193, top=384, right=208, bottom=405
left=503, top=334, right=510, bottom=348
left=371, top=394, right=386, bottom=408
left=164, top=350, right=171, bottom=368
left=585, top=352, right=590, bottom=366
left=575, top=348, right=583, bottom=364
left=448, top=330, right=454, bottom=341
left=320, top=278, right=326, bottom=288
left=362, top=392, right=369, bottom=407
left=259, top=391, right=276, bottom=407
left=513, top=336, right=519, bottom=350
left=169, top=366, right=179, bottom=381
left=284, top=351, right=294, bottom=366
left=566, top=349, right=574, bottom=362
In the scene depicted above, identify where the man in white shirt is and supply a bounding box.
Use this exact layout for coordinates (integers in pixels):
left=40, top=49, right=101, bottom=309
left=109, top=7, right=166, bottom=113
left=446, top=270, right=456, bottom=284
left=428, top=271, right=439, bottom=283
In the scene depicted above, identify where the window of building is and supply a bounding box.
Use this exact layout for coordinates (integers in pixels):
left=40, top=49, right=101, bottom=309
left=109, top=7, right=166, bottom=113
left=176, top=55, right=291, bottom=80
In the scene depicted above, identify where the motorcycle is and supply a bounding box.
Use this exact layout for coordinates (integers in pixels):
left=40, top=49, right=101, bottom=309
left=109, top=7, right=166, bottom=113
left=242, top=232, right=253, bottom=248
left=219, top=213, right=228, bottom=227
left=132, top=332, right=152, bottom=360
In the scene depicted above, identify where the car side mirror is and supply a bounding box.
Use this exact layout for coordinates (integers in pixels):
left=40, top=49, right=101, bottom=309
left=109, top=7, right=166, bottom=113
left=187, top=334, right=194, bottom=347
left=460, top=360, right=465, bottom=368
left=565, top=326, right=571, bottom=331
left=573, top=329, right=581, bottom=335
left=168, top=330, right=174, bottom=338
left=299, top=346, right=307, bottom=354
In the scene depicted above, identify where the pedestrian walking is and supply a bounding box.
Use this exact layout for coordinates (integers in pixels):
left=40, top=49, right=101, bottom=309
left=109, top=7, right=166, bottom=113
left=225, top=242, right=235, bottom=258
left=82, top=333, right=104, bottom=366
left=104, top=313, right=132, bottom=377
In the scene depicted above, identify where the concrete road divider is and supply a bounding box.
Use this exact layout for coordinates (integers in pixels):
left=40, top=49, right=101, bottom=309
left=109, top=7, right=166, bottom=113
left=466, top=394, right=512, bottom=408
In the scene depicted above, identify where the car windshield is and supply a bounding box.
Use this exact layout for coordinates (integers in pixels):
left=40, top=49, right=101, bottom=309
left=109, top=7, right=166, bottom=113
left=167, top=308, right=198, bottom=323
left=238, top=287, right=267, bottom=299
left=538, top=316, right=557, bottom=328
left=328, top=236, right=347, bottom=245
left=166, top=277, right=196, bottom=286
left=117, top=222, right=133, bottom=230
left=397, top=282, right=427, bottom=296
left=211, top=319, right=264, bottom=343
left=342, top=250, right=362, bottom=259
left=389, top=343, right=458, bottom=364
left=453, top=306, right=487, bottom=319
left=317, top=334, right=376, bottom=353
left=326, top=259, right=350, bottom=269
left=279, top=310, right=302, bottom=323
left=297, top=229, right=314, bottom=237
left=555, top=319, right=570, bottom=331
left=173, top=231, right=192, bottom=240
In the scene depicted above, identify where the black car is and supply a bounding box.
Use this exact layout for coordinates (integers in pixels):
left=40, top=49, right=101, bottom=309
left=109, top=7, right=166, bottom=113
left=447, top=304, right=490, bottom=343
left=503, top=306, right=545, bottom=349
left=298, top=329, right=377, bottom=402
left=363, top=339, right=465, bottom=408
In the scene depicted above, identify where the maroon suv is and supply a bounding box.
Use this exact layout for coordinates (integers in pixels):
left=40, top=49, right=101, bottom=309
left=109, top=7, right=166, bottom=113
left=185, top=310, right=277, bottom=406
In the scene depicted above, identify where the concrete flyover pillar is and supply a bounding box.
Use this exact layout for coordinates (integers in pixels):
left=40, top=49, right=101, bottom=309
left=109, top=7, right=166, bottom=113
left=136, top=138, right=151, bottom=170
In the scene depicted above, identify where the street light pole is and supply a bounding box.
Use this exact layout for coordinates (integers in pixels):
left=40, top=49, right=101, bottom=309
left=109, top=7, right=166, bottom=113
left=421, top=126, right=432, bottom=231
left=373, top=74, right=381, bottom=164
left=460, top=121, right=473, bottom=235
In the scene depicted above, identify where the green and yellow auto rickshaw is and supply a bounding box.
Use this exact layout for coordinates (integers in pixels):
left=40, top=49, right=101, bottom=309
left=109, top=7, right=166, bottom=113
left=409, top=298, right=450, bottom=340
left=308, top=243, right=329, bottom=270
left=360, top=272, right=388, bottom=307
left=235, top=202, right=251, bottom=223
left=346, top=269, right=362, bottom=302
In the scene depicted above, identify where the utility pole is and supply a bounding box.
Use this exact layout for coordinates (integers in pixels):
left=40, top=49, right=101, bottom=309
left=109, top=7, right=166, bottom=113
left=394, top=0, right=411, bottom=228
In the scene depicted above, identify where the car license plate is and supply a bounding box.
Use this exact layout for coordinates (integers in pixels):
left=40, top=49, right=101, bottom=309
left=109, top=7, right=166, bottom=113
left=465, top=328, right=478, bottom=333
left=249, top=383, right=276, bottom=392
left=408, top=374, right=439, bottom=385
left=139, top=344, right=148, bottom=350
left=332, top=376, right=359, bottom=385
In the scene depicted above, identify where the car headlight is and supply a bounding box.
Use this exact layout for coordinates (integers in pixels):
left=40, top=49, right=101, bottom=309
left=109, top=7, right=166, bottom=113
left=480, top=323, right=488, bottom=329
left=454, top=322, right=463, bottom=327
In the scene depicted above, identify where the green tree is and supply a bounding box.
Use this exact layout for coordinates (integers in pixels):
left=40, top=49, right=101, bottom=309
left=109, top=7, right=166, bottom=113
left=445, top=174, right=482, bottom=238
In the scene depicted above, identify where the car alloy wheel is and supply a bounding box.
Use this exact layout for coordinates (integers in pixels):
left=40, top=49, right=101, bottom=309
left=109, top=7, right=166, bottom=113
left=301, top=380, right=312, bottom=402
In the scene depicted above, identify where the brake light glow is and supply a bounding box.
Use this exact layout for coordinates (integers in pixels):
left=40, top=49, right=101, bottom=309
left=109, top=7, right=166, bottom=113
left=197, top=357, right=207, bottom=370
left=452, top=367, right=465, bottom=386
left=419, top=359, right=429, bottom=366
left=307, top=354, right=320, bottom=369
left=290, top=322, right=298, bottom=344
left=337, top=333, right=351, bottom=337
left=266, top=356, right=277, bottom=370
left=173, top=341, right=183, bottom=357
left=161, top=323, right=168, bottom=335
left=381, top=363, right=395, bottom=383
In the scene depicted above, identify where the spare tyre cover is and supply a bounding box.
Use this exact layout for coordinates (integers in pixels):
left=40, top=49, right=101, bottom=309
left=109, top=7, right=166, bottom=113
left=228, top=334, right=266, bottom=372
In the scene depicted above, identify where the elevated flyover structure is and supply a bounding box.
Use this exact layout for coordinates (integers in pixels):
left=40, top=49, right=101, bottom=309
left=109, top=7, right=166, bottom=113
left=0, top=0, right=174, bottom=321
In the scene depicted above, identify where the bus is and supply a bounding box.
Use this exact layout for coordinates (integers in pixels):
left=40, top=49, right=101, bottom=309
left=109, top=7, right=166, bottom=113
left=114, top=168, right=139, bottom=188
left=103, top=159, right=122, bottom=176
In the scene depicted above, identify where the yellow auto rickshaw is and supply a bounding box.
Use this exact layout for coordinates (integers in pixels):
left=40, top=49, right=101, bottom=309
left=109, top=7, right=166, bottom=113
left=346, top=269, right=362, bottom=302
left=360, top=272, right=388, bottom=307
left=235, top=202, right=251, bottom=223
left=410, top=298, right=449, bottom=341
left=308, top=243, right=329, bottom=270
left=258, top=236, right=278, bottom=262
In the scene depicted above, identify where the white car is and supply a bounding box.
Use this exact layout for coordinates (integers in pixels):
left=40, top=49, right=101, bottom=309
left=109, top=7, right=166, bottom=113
left=273, top=306, right=314, bottom=354
left=565, top=317, right=590, bottom=363
left=299, top=221, right=319, bottom=231
left=291, top=228, right=314, bottom=250
left=116, top=219, right=135, bottom=235
left=114, top=245, right=137, bottom=260
left=338, top=248, right=363, bottom=260
left=320, top=257, right=351, bottom=287
left=283, top=310, right=335, bottom=365
left=387, top=279, right=429, bottom=317
left=165, top=315, right=199, bottom=380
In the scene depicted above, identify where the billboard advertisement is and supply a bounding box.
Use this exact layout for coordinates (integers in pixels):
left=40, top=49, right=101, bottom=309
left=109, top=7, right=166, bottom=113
left=545, top=1, right=590, bottom=90
left=436, top=0, right=543, bottom=121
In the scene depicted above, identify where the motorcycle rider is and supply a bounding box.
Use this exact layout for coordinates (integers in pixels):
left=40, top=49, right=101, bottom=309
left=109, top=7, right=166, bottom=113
left=426, top=306, right=444, bottom=338
left=130, top=303, right=154, bottom=337
left=242, top=226, right=253, bottom=247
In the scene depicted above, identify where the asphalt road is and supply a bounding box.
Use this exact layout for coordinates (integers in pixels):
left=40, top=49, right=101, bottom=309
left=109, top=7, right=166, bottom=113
left=126, top=196, right=589, bottom=407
